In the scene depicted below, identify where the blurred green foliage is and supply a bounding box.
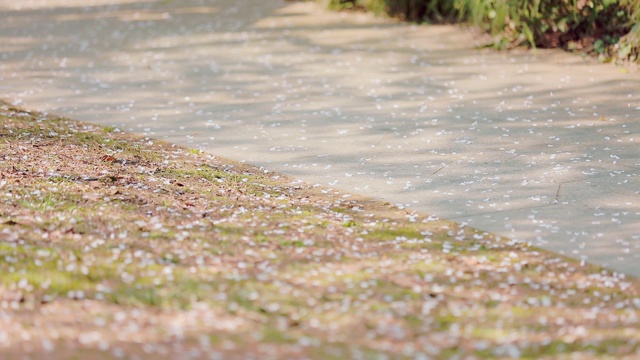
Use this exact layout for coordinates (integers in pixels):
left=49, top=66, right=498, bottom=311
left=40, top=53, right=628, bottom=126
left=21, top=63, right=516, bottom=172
left=324, top=0, right=640, bottom=62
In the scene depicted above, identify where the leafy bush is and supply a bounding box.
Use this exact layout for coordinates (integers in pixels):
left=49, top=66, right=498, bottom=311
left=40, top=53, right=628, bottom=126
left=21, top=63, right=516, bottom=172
left=323, top=0, right=640, bottom=62
left=326, top=0, right=460, bottom=21
left=457, top=0, right=633, bottom=57
left=617, top=0, right=640, bottom=61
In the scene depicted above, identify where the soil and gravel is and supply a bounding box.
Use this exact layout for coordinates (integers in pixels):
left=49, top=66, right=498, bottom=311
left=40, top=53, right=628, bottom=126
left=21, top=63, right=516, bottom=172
left=1, top=101, right=639, bottom=359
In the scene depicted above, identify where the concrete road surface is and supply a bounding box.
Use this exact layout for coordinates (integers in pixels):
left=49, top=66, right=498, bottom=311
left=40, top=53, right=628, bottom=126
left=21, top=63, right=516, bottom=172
left=1, top=0, right=639, bottom=275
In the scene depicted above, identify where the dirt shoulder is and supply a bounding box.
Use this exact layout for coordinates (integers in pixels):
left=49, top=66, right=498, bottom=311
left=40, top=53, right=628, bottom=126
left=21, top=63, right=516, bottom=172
left=0, top=101, right=639, bottom=359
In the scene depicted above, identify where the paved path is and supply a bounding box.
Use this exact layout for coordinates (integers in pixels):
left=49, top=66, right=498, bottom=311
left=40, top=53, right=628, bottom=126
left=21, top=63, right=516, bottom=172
left=2, top=0, right=639, bottom=276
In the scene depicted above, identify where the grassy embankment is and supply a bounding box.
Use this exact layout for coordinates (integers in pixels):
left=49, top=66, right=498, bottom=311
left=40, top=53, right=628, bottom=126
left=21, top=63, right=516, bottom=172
left=0, top=101, right=639, bottom=358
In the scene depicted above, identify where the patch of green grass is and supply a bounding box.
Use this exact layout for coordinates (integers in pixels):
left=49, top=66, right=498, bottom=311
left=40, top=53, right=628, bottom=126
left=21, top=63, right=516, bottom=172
left=281, top=240, right=305, bottom=247
left=0, top=242, right=211, bottom=309
left=368, top=279, right=421, bottom=301
left=329, top=206, right=348, bottom=214
left=14, top=190, right=83, bottom=213
left=404, top=257, right=447, bottom=275
left=160, top=167, right=233, bottom=183
left=361, top=226, right=424, bottom=242
left=343, top=220, right=357, bottom=228
left=106, top=139, right=160, bottom=162
left=434, top=313, right=458, bottom=330
left=519, top=338, right=640, bottom=357
left=471, top=326, right=513, bottom=341
left=261, top=328, right=297, bottom=344
left=216, top=225, right=246, bottom=237
left=102, top=126, right=116, bottom=133
left=0, top=249, right=102, bottom=299
left=72, top=131, right=104, bottom=146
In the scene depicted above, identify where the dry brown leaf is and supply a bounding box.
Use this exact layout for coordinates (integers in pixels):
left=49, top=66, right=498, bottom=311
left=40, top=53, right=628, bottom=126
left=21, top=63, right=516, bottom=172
left=100, top=154, right=117, bottom=162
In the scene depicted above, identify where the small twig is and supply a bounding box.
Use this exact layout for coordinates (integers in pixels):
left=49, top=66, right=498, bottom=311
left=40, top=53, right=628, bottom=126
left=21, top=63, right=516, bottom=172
left=554, top=183, right=562, bottom=204
left=431, top=161, right=453, bottom=175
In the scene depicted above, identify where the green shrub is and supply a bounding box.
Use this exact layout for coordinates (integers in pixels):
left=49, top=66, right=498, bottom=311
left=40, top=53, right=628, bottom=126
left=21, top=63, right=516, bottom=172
left=617, top=0, right=640, bottom=61
left=322, top=0, right=640, bottom=62
left=325, top=0, right=459, bottom=21
left=456, top=0, right=633, bottom=52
